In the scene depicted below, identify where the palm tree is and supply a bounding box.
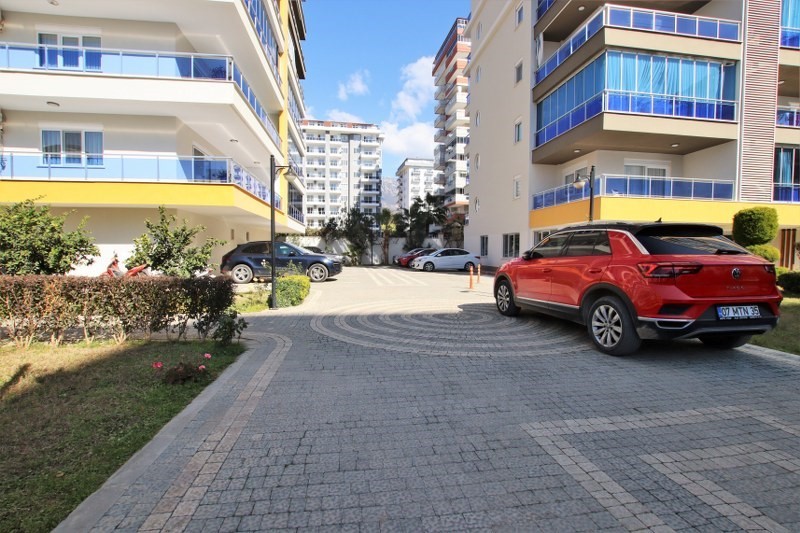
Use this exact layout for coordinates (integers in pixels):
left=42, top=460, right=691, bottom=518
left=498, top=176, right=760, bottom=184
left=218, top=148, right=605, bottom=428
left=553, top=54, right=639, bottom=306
left=375, top=208, right=395, bottom=265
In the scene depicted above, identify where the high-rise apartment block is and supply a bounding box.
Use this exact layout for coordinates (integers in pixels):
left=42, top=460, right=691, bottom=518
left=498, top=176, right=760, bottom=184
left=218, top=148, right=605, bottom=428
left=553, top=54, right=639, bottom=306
left=395, top=158, right=443, bottom=211
left=433, top=18, right=471, bottom=222
left=0, top=0, right=309, bottom=273
left=466, top=0, right=800, bottom=269
left=301, top=120, right=384, bottom=229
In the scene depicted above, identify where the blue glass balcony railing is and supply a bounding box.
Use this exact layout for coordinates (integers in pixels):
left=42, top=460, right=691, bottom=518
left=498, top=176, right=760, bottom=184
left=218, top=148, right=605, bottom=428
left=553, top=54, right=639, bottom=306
left=537, top=0, right=558, bottom=20
left=531, top=175, right=735, bottom=210
left=0, top=152, right=282, bottom=210
left=0, top=42, right=282, bottom=149
left=774, top=184, right=800, bottom=202
left=777, top=107, right=800, bottom=127
left=782, top=27, right=800, bottom=49
left=535, top=5, right=741, bottom=86
left=535, top=91, right=737, bottom=147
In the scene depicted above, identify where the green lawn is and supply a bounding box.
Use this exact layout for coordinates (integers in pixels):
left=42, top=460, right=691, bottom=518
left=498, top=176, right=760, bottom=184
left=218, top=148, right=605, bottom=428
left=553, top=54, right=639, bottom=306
left=750, top=295, right=800, bottom=355
left=0, top=340, right=245, bottom=533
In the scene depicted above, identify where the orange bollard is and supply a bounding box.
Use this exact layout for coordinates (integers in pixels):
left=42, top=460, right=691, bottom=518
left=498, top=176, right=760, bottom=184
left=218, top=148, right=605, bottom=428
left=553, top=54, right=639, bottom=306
left=469, top=265, right=474, bottom=289
left=477, top=264, right=481, bottom=284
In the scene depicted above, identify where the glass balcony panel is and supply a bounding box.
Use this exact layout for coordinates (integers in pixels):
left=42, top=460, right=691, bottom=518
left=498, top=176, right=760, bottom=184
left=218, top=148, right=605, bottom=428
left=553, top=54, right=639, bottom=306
left=782, top=29, right=800, bottom=48
left=654, top=13, right=676, bottom=33
left=629, top=177, right=648, bottom=195
left=714, top=181, right=734, bottom=199
left=672, top=180, right=693, bottom=198
left=719, top=22, right=740, bottom=41
left=606, top=177, right=628, bottom=195
left=698, top=19, right=719, bottom=38
left=650, top=178, right=670, bottom=197
left=587, top=13, right=603, bottom=36
left=609, top=8, right=631, bottom=28
left=632, top=10, right=654, bottom=31
left=633, top=94, right=652, bottom=113
left=122, top=52, right=158, bottom=76
left=693, top=181, right=713, bottom=199
left=676, top=16, right=697, bottom=36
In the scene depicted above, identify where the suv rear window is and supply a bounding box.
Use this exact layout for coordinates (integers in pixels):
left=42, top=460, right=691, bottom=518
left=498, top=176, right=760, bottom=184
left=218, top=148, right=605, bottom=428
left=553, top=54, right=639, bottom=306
left=635, top=233, right=747, bottom=255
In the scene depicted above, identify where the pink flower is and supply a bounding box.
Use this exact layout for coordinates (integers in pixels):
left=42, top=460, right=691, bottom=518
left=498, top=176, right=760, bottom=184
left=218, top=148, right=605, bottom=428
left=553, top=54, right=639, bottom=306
left=152, top=361, right=163, bottom=369
left=198, top=365, right=207, bottom=371
left=203, top=353, right=212, bottom=359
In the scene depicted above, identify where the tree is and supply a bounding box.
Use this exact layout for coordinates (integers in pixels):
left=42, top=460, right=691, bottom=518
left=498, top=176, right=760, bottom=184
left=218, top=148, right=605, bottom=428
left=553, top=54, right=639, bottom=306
left=0, top=198, right=99, bottom=275
left=375, top=208, right=396, bottom=265
left=340, top=208, right=373, bottom=265
left=126, top=206, right=225, bottom=277
left=732, top=206, right=780, bottom=262
left=406, top=193, right=448, bottom=249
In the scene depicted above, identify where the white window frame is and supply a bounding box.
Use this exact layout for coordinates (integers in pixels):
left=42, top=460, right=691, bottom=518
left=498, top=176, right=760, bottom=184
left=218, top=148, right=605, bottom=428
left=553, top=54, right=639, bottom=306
left=41, top=127, right=104, bottom=166
left=513, top=120, right=523, bottom=144
left=513, top=176, right=521, bottom=199
left=623, top=158, right=671, bottom=177
left=503, top=233, right=520, bottom=258
left=480, top=235, right=488, bottom=257
left=515, top=4, right=524, bottom=27
left=515, top=60, right=523, bottom=84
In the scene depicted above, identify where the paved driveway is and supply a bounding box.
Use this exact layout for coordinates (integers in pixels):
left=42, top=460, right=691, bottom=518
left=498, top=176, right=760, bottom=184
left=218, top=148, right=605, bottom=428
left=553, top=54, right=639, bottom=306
left=59, top=267, right=800, bottom=532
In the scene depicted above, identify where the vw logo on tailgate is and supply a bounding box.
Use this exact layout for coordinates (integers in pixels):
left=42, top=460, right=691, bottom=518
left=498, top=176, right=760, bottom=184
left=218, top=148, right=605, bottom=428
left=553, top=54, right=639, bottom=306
left=731, top=267, right=741, bottom=279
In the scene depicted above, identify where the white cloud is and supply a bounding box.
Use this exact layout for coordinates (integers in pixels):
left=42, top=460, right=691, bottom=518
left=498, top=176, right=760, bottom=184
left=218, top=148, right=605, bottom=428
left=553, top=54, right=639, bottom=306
left=326, top=109, right=365, bottom=123
left=390, top=56, right=435, bottom=123
left=380, top=121, right=436, bottom=160
left=337, top=70, right=370, bottom=101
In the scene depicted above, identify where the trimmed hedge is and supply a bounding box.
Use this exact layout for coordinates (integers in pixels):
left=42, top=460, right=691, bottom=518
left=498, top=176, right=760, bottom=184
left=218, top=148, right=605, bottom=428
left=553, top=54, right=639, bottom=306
left=275, top=275, right=311, bottom=307
left=732, top=207, right=778, bottom=247
left=746, top=244, right=781, bottom=263
left=778, top=271, right=800, bottom=295
left=0, top=275, right=235, bottom=347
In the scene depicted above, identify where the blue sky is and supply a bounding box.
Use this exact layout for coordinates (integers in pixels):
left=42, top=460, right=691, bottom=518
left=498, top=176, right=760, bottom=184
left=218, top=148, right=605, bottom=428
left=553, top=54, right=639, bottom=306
left=301, top=0, right=470, bottom=203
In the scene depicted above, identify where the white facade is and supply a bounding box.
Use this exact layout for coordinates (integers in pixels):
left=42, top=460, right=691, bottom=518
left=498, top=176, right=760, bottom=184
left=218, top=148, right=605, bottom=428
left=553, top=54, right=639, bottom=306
left=0, top=0, right=308, bottom=274
left=395, top=158, right=443, bottom=211
left=301, top=120, right=384, bottom=229
left=464, top=1, right=533, bottom=267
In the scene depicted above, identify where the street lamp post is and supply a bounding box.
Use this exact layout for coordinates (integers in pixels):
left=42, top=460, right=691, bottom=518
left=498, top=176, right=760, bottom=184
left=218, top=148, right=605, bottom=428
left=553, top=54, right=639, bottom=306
left=269, top=155, right=296, bottom=309
left=573, top=165, right=596, bottom=222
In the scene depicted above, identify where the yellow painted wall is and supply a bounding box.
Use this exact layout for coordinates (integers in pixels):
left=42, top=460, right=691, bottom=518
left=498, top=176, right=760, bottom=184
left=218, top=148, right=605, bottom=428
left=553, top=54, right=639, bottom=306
left=530, top=197, right=800, bottom=231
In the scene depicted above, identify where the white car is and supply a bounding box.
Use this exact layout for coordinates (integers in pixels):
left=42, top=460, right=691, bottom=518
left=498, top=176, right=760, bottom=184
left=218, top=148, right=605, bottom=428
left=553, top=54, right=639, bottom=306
left=411, top=248, right=481, bottom=272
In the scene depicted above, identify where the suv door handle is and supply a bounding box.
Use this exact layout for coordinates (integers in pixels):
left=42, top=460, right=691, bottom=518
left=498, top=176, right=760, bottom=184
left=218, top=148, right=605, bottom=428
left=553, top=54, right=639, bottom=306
left=588, top=268, right=602, bottom=274
left=542, top=268, right=552, bottom=273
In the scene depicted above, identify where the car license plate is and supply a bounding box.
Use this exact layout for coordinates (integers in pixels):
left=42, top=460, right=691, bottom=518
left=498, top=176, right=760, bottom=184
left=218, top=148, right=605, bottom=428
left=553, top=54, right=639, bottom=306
left=717, top=305, right=760, bottom=320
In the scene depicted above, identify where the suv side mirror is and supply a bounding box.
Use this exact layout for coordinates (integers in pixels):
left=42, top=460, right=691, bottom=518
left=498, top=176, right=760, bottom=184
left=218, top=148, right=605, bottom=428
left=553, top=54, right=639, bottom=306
left=523, top=250, right=542, bottom=260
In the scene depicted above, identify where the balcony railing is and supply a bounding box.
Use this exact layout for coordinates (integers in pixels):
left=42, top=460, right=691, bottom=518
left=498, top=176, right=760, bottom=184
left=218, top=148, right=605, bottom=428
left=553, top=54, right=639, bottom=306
left=537, top=0, right=558, bottom=20
left=531, top=175, right=735, bottom=210
left=0, top=41, right=282, bottom=150
left=777, top=107, right=800, bottom=128
left=0, top=151, right=282, bottom=209
left=288, top=204, right=304, bottom=223
left=782, top=26, right=800, bottom=49
left=774, top=184, right=800, bottom=202
left=535, top=90, right=737, bottom=147
left=535, top=5, right=741, bottom=86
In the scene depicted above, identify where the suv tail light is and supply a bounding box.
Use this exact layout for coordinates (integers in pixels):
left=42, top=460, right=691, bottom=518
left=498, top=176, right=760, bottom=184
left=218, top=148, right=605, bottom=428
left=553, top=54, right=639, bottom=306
left=221, top=252, right=232, bottom=265
left=764, top=264, right=776, bottom=274
left=638, top=262, right=703, bottom=278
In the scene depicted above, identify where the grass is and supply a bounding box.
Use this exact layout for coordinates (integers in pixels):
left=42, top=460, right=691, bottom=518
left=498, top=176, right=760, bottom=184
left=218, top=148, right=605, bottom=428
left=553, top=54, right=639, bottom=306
left=750, top=295, right=800, bottom=356
left=233, top=285, right=271, bottom=313
left=0, top=339, right=245, bottom=533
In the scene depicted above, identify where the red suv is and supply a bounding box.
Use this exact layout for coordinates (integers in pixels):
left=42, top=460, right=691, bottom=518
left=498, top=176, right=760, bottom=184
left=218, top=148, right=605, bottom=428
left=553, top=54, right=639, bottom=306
left=395, top=248, right=436, bottom=267
left=494, top=223, right=782, bottom=355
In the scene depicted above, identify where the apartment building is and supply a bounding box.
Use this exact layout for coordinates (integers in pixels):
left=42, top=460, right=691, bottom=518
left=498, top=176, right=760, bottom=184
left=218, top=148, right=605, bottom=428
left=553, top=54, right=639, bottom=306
left=0, top=0, right=308, bottom=274
left=395, top=158, right=443, bottom=211
left=301, top=119, right=384, bottom=229
left=466, top=0, right=800, bottom=269
left=433, top=18, right=471, bottom=223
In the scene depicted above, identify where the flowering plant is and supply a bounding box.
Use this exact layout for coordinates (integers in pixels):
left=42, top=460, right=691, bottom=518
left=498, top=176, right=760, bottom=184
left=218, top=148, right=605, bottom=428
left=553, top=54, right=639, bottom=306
left=151, top=352, right=213, bottom=384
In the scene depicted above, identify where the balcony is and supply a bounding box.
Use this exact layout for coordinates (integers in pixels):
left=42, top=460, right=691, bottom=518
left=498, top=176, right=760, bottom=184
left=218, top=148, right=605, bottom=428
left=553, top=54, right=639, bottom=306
left=777, top=107, right=800, bottom=128
left=775, top=183, right=800, bottom=202
left=0, top=151, right=282, bottom=209
left=534, top=5, right=741, bottom=89
left=444, top=193, right=469, bottom=207
left=445, top=111, right=469, bottom=131
left=535, top=0, right=711, bottom=41
left=531, top=174, right=734, bottom=210
left=445, top=91, right=468, bottom=115
left=0, top=41, right=282, bottom=150
left=534, top=90, right=737, bottom=164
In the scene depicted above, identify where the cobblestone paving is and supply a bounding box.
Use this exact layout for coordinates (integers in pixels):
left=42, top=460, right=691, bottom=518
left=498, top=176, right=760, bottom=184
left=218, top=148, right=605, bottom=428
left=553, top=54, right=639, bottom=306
left=58, top=267, right=800, bottom=532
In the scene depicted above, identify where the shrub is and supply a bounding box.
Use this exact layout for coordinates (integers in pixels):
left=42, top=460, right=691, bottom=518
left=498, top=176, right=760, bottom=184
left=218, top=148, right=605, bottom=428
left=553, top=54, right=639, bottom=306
left=746, top=244, right=780, bottom=263
left=212, top=309, right=248, bottom=345
left=778, top=271, right=800, bottom=295
left=732, top=207, right=778, bottom=247
left=275, top=275, right=310, bottom=307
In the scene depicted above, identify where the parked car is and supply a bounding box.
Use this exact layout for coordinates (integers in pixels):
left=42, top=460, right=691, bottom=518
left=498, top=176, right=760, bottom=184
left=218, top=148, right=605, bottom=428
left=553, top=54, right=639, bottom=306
left=302, top=245, right=346, bottom=264
left=493, top=222, right=782, bottom=355
left=220, top=241, right=343, bottom=283
left=395, top=248, right=436, bottom=267
left=411, top=248, right=481, bottom=272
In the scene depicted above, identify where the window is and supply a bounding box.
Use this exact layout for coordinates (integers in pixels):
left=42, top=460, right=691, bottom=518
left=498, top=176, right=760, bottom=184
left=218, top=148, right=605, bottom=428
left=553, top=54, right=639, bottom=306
left=515, top=61, right=523, bottom=84
left=533, top=233, right=569, bottom=258
left=513, top=176, right=521, bottom=199
left=514, top=121, right=522, bottom=143
left=480, top=235, right=488, bottom=256
left=515, top=4, right=524, bottom=27
left=564, top=167, right=589, bottom=185
left=476, top=22, right=483, bottom=40
left=563, top=231, right=611, bottom=257
left=475, top=65, right=482, bottom=83
left=475, top=153, right=481, bottom=169
left=503, top=233, right=520, bottom=257
left=38, top=33, right=101, bottom=70
left=42, top=129, right=103, bottom=165
left=475, top=111, right=481, bottom=126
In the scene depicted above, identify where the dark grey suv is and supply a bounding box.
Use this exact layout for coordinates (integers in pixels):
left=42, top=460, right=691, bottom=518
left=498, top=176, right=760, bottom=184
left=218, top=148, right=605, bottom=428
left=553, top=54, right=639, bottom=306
left=220, top=241, right=343, bottom=283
